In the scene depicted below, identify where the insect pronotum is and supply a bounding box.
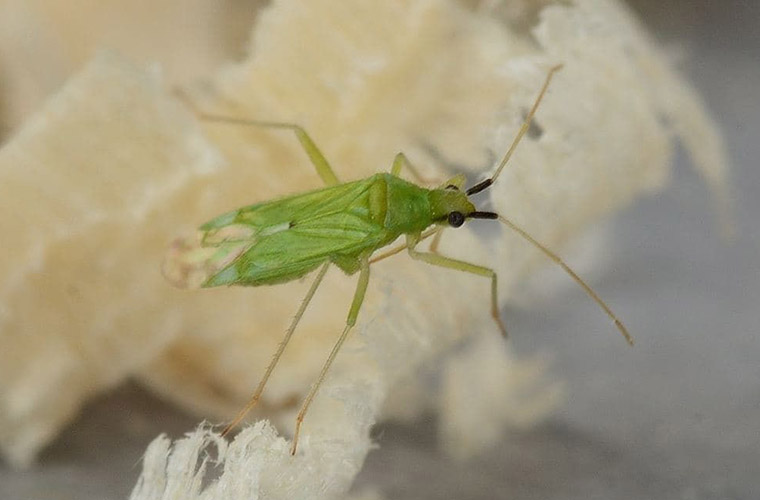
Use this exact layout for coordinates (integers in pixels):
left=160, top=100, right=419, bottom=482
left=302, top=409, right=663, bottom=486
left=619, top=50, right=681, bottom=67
left=163, top=65, right=633, bottom=456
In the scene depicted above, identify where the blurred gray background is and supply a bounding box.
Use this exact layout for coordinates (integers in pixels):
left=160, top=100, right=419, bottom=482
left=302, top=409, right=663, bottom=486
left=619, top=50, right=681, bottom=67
left=2, top=1, right=758, bottom=499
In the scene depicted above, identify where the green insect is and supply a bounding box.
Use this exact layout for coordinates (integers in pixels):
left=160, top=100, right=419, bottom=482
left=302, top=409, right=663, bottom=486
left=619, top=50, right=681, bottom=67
left=164, top=65, right=632, bottom=455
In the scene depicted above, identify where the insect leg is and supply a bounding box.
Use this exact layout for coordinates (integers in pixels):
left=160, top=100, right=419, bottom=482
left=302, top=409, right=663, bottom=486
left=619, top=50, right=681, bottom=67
left=220, top=262, right=331, bottom=438
left=390, top=152, right=437, bottom=185
left=407, top=238, right=508, bottom=337
left=369, top=227, right=439, bottom=264
left=290, top=256, right=371, bottom=455
left=274, top=122, right=340, bottom=186
left=179, top=100, right=340, bottom=186
left=429, top=229, right=445, bottom=254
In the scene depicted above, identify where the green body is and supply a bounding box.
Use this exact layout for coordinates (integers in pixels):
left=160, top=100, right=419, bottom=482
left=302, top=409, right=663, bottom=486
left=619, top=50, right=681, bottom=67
left=200, top=172, right=475, bottom=287
left=164, top=67, right=629, bottom=455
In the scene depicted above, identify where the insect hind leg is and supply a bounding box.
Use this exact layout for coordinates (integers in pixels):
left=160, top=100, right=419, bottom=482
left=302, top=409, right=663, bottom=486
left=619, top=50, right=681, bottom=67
left=290, top=256, right=371, bottom=455
left=175, top=91, right=340, bottom=186
left=220, top=262, right=331, bottom=438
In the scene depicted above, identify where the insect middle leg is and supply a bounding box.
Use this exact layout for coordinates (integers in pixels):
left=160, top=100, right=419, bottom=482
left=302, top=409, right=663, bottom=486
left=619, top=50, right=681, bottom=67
left=221, top=262, right=331, bottom=437
left=390, top=152, right=439, bottom=185
left=290, top=256, right=371, bottom=455
left=406, top=237, right=508, bottom=337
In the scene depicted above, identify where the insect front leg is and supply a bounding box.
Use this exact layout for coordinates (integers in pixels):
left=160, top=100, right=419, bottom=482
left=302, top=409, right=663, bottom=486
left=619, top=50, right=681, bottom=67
left=429, top=229, right=444, bottom=254
left=291, top=256, right=371, bottom=455
left=220, top=262, right=331, bottom=438
left=406, top=236, right=508, bottom=337
left=368, top=227, right=440, bottom=264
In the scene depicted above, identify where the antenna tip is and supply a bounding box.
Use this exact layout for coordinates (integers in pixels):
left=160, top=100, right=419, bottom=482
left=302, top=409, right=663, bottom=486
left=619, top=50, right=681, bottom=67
left=615, top=319, right=634, bottom=346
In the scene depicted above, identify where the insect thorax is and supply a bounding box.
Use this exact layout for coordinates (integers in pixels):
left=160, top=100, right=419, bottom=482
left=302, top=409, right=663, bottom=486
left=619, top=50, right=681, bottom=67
left=378, top=174, right=437, bottom=236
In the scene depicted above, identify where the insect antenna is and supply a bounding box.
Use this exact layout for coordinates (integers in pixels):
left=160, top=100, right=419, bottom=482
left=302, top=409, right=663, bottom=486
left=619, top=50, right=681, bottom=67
left=468, top=211, right=634, bottom=346
left=466, top=64, right=563, bottom=197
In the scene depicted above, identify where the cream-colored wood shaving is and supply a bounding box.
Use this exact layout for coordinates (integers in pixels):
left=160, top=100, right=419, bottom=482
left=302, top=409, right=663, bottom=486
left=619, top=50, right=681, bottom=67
left=0, top=53, right=224, bottom=467
left=0, top=0, right=730, bottom=496
left=129, top=0, right=727, bottom=497
left=0, top=0, right=263, bottom=135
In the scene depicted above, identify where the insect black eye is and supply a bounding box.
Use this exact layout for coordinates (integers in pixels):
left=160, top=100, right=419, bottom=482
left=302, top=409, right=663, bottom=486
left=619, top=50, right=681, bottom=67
left=447, top=211, right=465, bottom=227
left=445, top=184, right=459, bottom=191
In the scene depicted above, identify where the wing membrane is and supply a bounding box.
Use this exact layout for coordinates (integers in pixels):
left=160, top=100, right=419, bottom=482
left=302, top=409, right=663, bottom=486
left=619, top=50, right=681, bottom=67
left=165, top=176, right=386, bottom=288
left=201, top=177, right=374, bottom=233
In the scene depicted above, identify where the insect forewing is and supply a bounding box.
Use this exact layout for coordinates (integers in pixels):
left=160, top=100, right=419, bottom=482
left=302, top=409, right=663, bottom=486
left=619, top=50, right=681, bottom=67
left=163, top=176, right=387, bottom=289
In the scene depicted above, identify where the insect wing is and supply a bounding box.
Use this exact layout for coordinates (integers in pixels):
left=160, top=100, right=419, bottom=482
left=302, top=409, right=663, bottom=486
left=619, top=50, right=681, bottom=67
left=200, top=178, right=373, bottom=233
left=163, top=178, right=382, bottom=289
left=162, top=229, right=252, bottom=289
left=207, top=209, right=382, bottom=286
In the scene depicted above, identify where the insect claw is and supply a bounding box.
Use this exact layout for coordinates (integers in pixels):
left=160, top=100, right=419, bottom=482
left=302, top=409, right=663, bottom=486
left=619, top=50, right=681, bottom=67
left=290, top=418, right=304, bottom=456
